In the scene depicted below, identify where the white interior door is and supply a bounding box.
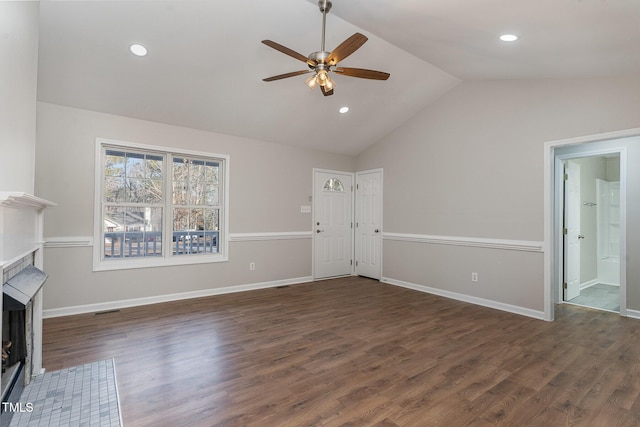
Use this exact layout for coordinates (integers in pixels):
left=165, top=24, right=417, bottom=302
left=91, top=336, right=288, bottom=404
left=564, top=160, right=581, bottom=300
left=313, top=170, right=353, bottom=279
left=355, top=169, right=382, bottom=279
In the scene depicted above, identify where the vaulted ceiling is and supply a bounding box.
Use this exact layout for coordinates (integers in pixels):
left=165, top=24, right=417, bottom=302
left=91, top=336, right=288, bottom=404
left=36, top=0, right=640, bottom=155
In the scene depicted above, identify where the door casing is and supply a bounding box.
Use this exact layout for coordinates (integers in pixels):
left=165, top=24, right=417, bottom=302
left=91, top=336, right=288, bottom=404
left=546, top=134, right=630, bottom=321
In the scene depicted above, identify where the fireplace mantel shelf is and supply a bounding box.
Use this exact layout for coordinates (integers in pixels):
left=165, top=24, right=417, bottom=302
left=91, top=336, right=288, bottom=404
left=0, top=192, right=56, bottom=209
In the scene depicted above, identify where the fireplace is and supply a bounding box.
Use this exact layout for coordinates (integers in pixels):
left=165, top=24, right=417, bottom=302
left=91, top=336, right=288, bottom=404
left=0, top=192, right=55, bottom=408
left=3, top=260, right=48, bottom=395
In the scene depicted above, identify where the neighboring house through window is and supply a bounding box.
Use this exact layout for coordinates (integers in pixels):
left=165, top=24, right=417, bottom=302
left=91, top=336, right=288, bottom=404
left=94, top=138, right=229, bottom=271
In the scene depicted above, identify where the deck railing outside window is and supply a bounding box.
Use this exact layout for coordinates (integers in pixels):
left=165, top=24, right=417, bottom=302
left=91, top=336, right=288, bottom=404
left=103, top=231, right=219, bottom=258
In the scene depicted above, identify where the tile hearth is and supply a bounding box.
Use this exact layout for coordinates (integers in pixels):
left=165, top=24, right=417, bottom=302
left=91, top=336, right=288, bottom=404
left=6, top=359, right=121, bottom=427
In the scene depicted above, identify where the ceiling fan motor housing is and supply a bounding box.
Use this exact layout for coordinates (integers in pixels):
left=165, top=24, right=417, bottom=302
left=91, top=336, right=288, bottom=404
left=308, top=51, right=330, bottom=69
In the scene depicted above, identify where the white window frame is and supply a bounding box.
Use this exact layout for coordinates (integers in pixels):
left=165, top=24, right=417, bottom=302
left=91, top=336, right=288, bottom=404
left=93, top=138, right=229, bottom=271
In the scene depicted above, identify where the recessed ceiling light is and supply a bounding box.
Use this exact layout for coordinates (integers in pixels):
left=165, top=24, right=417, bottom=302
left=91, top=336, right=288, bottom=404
left=339, top=106, right=349, bottom=114
left=129, top=43, right=148, bottom=57
left=499, top=34, right=518, bottom=42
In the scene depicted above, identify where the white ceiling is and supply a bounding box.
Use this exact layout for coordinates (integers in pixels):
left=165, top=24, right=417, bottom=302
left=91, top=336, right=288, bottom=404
left=36, top=0, right=640, bottom=155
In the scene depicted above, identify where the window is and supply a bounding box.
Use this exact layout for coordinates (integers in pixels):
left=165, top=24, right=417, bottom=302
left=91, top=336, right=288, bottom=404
left=94, top=139, right=229, bottom=271
left=323, top=178, right=344, bottom=192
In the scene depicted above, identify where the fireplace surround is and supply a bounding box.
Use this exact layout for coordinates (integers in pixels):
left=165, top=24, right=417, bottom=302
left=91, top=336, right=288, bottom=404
left=0, top=192, right=55, bottom=407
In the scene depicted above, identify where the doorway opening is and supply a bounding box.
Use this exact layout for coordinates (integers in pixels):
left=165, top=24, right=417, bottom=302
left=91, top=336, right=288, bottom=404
left=545, top=130, right=632, bottom=321
left=562, top=155, right=621, bottom=313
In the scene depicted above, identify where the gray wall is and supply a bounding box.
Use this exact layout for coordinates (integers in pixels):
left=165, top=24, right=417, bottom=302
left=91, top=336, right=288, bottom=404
left=356, top=76, right=640, bottom=313
left=0, top=2, right=39, bottom=193
left=35, top=102, right=354, bottom=311
left=33, top=73, right=640, bottom=316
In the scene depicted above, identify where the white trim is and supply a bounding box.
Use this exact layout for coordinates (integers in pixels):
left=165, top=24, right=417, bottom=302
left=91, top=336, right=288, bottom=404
left=0, top=192, right=56, bottom=209
left=626, top=309, right=640, bottom=320
left=382, top=277, right=545, bottom=320
left=545, top=129, right=636, bottom=321
left=44, top=233, right=312, bottom=247
left=579, top=279, right=600, bottom=291
left=383, top=232, right=543, bottom=252
left=0, top=245, right=44, bottom=269
left=229, top=231, right=312, bottom=242
left=44, top=236, right=94, bottom=248
left=42, top=276, right=314, bottom=318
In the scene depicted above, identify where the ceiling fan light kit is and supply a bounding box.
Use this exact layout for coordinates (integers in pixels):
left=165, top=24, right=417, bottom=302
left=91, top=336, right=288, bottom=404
left=261, top=0, right=390, bottom=97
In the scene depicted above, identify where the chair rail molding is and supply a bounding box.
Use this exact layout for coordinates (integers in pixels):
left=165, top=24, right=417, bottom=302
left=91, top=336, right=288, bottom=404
left=383, top=232, right=543, bottom=252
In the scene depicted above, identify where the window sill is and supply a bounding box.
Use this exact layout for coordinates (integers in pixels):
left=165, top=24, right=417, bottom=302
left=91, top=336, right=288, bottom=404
left=92, top=253, right=228, bottom=272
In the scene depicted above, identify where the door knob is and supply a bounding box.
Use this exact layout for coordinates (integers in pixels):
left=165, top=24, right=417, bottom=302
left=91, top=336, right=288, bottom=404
left=316, top=229, right=324, bottom=233
left=578, top=235, right=585, bottom=239
left=374, top=229, right=380, bottom=233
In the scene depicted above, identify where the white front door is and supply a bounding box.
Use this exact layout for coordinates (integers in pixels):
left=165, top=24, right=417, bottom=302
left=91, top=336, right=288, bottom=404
left=564, top=160, right=581, bottom=300
left=355, top=169, right=382, bottom=279
left=313, top=170, right=353, bottom=279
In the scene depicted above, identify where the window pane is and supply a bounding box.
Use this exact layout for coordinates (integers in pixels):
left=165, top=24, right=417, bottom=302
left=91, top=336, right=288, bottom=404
left=104, top=176, right=125, bottom=203
left=206, top=162, right=219, bottom=185
left=205, top=186, right=218, bottom=205
left=323, top=178, right=344, bottom=192
left=204, top=209, right=219, bottom=231
left=172, top=207, right=219, bottom=255
left=126, top=152, right=145, bottom=178
left=146, top=155, right=163, bottom=179
left=146, top=179, right=163, bottom=204
left=103, top=206, right=162, bottom=259
left=105, top=151, right=125, bottom=178
left=173, top=208, right=189, bottom=231
left=126, top=178, right=145, bottom=203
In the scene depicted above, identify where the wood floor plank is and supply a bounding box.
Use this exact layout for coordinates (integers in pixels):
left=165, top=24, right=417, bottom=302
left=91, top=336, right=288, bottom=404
left=41, top=276, right=640, bottom=426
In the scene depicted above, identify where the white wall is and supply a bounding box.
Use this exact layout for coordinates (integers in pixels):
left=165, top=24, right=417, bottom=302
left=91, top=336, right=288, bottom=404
left=356, top=76, right=640, bottom=315
left=35, top=102, right=354, bottom=313
left=0, top=2, right=39, bottom=193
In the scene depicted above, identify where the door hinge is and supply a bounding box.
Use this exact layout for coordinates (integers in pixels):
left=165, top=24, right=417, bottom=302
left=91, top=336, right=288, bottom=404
left=351, top=222, right=353, bottom=229
left=356, top=184, right=359, bottom=189
left=563, top=228, right=568, bottom=235
left=564, top=173, right=569, bottom=181
left=563, top=282, right=568, bottom=289
left=351, top=260, right=353, bottom=266
left=355, top=260, right=359, bottom=266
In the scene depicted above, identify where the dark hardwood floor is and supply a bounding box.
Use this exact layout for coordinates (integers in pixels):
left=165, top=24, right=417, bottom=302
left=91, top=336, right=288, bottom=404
left=42, top=276, right=640, bottom=426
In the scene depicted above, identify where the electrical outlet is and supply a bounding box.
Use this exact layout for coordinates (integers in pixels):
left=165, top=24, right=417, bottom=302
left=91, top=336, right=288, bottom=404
left=471, top=272, right=479, bottom=282
left=249, top=262, right=256, bottom=271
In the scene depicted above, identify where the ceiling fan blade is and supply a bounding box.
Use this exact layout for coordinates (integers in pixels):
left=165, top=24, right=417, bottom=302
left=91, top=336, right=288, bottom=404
left=263, top=70, right=312, bottom=82
left=334, top=67, right=390, bottom=80
left=261, top=40, right=316, bottom=66
left=320, top=85, right=334, bottom=96
left=325, top=33, right=368, bottom=66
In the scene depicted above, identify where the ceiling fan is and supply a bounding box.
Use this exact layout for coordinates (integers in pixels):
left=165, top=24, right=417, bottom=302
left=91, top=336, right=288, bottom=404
left=261, top=0, right=390, bottom=96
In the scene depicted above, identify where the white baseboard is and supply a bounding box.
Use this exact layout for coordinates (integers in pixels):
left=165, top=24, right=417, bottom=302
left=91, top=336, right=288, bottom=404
left=579, top=279, right=600, bottom=290
left=381, top=277, right=546, bottom=320
left=43, top=276, right=313, bottom=318
left=626, top=309, right=640, bottom=320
